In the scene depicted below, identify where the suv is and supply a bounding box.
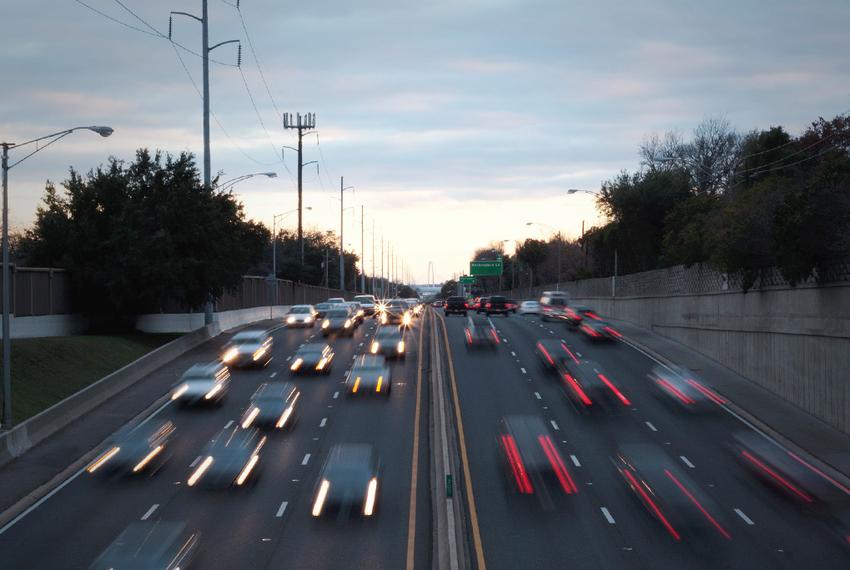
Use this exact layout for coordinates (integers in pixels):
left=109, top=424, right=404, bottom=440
left=539, top=291, right=569, bottom=322
left=444, top=296, right=468, bottom=316
left=481, top=295, right=509, bottom=317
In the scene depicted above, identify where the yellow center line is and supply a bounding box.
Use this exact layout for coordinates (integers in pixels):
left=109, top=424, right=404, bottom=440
left=439, top=313, right=487, bottom=569
left=406, top=309, right=428, bottom=570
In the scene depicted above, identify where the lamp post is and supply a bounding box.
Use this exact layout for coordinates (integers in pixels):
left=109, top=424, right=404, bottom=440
left=1, top=125, right=113, bottom=428
left=526, top=221, right=563, bottom=291
left=566, top=188, right=617, bottom=289
left=271, top=206, right=311, bottom=314
left=218, top=171, right=277, bottom=192
left=339, top=178, right=354, bottom=294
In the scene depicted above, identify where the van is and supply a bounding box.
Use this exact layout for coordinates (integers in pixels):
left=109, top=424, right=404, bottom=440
left=539, top=291, right=569, bottom=322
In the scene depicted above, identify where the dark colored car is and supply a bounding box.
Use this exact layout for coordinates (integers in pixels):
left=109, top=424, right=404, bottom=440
left=432, top=300, right=444, bottom=308
left=476, top=297, right=490, bottom=314
left=370, top=326, right=406, bottom=359
left=578, top=317, right=622, bottom=341
left=86, top=419, right=176, bottom=477
left=499, top=415, right=578, bottom=502
left=89, top=521, right=199, bottom=570
left=444, top=296, right=468, bottom=316
left=464, top=315, right=499, bottom=348
left=345, top=355, right=391, bottom=396
left=170, top=362, right=231, bottom=406
left=321, top=308, right=355, bottom=337
left=564, top=304, right=598, bottom=327
left=239, top=382, right=300, bottom=430
left=506, top=299, right=518, bottom=314
left=649, top=364, right=727, bottom=411
left=614, top=443, right=731, bottom=541
left=383, top=300, right=411, bottom=326
left=481, top=295, right=510, bottom=316
left=314, top=302, right=333, bottom=318
left=187, top=426, right=266, bottom=488
left=289, top=342, right=335, bottom=374
left=312, top=444, right=381, bottom=518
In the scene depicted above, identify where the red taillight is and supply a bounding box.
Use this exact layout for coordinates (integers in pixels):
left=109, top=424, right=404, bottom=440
left=490, top=329, right=500, bottom=344
left=740, top=450, right=813, bottom=502
left=538, top=435, right=577, bottom=494
left=486, top=303, right=491, bottom=308
left=464, top=329, right=472, bottom=344
left=622, top=468, right=680, bottom=541
left=598, top=373, right=630, bottom=406
left=664, top=469, right=731, bottom=539
left=563, top=373, right=592, bottom=406
left=586, top=312, right=601, bottom=320
left=786, top=451, right=850, bottom=495
left=501, top=435, right=533, bottom=494
left=656, top=378, right=695, bottom=405
left=603, top=326, right=622, bottom=338
left=464, top=303, right=469, bottom=308
left=538, top=343, right=554, bottom=365
left=561, top=344, right=580, bottom=364
left=582, top=325, right=599, bottom=337
left=685, top=379, right=727, bottom=405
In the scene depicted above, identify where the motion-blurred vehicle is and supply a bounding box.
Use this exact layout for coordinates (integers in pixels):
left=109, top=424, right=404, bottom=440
left=432, top=300, right=444, bottom=308
left=578, top=316, right=622, bottom=341
left=614, top=443, right=731, bottom=541
left=326, top=297, right=346, bottom=305
left=321, top=308, right=355, bottom=337
left=221, top=329, right=273, bottom=367
left=370, top=326, right=406, bottom=359
left=498, top=415, right=578, bottom=501
left=345, top=355, right=391, bottom=396
left=89, top=521, right=199, bottom=570
left=347, top=302, right=366, bottom=325
left=539, top=291, right=569, bottom=322
left=649, top=364, right=727, bottom=411
left=86, top=419, right=175, bottom=476
left=444, top=296, right=468, bottom=316
left=481, top=295, right=510, bottom=317
left=285, top=304, right=317, bottom=328
left=464, top=315, right=499, bottom=348
left=353, top=294, right=377, bottom=316
left=468, top=298, right=481, bottom=311
left=518, top=300, right=540, bottom=315
left=314, top=302, right=333, bottom=318
left=187, top=426, right=266, bottom=488
left=383, top=299, right=412, bottom=326
left=564, top=304, right=599, bottom=327
left=171, top=362, right=231, bottom=406
left=240, top=382, right=300, bottom=430
left=312, top=444, right=381, bottom=518
left=475, top=297, right=490, bottom=314
left=290, top=342, right=335, bottom=374
left=406, top=298, right=423, bottom=316
left=506, top=299, right=518, bottom=314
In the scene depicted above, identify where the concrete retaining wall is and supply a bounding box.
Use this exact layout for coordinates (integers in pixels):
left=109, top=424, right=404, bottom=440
left=136, top=305, right=290, bottom=333
left=0, top=314, right=88, bottom=339
left=571, top=283, right=850, bottom=433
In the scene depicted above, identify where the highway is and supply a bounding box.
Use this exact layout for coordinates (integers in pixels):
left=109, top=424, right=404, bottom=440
left=1, top=306, right=849, bottom=568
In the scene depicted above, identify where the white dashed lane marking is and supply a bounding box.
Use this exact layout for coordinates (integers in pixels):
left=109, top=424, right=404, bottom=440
left=333, top=391, right=339, bottom=399
left=520, top=368, right=527, bottom=374
left=550, top=420, right=560, bottom=431
left=224, top=420, right=234, bottom=429
left=570, top=455, right=581, bottom=467
left=601, top=507, right=616, bottom=524
left=680, top=456, right=695, bottom=468
left=141, top=504, right=159, bottom=521
left=270, top=372, right=277, bottom=378
left=301, top=454, right=311, bottom=466
left=511, top=351, right=516, bottom=356
left=189, top=456, right=202, bottom=468
left=534, top=392, right=542, bottom=400
left=735, top=508, right=755, bottom=525
left=276, top=501, right=289, bottom=517
left=645, top=421, right=658, bottom=432
left=320, top=418, right=327, bottom=428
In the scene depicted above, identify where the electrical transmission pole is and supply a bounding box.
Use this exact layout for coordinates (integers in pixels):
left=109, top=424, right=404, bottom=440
left=170, top=1, right=240, bottom=325
left=283, top=113, right=316, bottom=277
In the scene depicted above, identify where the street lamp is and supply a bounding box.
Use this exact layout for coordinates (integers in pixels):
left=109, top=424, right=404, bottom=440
left=566, top=188, right=597, bottom=195
left=218, top=171, right=277, bottom=192
left=270, top=206, right=311, bottom=316
left=1, top=125, right=113, bottom=428
left=526, top=221, right=563, bottom=291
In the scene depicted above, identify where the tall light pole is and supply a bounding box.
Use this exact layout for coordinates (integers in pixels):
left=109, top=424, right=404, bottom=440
left=526, top=221, right=562, bottom=291
left=1, top=125, right=113, bottom=428
left=339, top=177, right=354, bottom=294
left=282, top=114, right=316, bottom=275
left=360, top=205, right=366, bottom=293
left=218, top=171, right=276, bottom=192
left=567, top=188, right=611, bottom=280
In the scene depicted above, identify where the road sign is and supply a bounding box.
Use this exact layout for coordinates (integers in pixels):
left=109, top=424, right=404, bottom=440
left=459, top=276, right=475, bottom=284
left=470, top=260, right=502, bottom=276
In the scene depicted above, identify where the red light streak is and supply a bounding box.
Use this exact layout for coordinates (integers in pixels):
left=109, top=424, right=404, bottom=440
left=501, top=435, right=533, bottom=494
left=741, top=450, right=813, bottom=502
left=685, top=379, right=727, bottom=405
left=656, top=378, right=695, bottom=405
left=563, top=373, right=592, bottom=406
left=598, top=373, right=631, bottom=405
left=664, top=469, right=731, bottom=539
left=622, top=468, right=680, bottom=541
left=538, top=435, right=577, bottom=494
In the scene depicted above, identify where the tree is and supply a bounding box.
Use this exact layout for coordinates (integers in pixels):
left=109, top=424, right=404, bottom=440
left=516, top=238, right=547, bottom=286
left=398, top=285, right=417, bottom=298
left=19, top=149, right=269, bottom=327
left=439, top=280, right=458, bottom=298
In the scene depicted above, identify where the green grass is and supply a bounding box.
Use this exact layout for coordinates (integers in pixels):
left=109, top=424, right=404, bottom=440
left=1, top=333, right=181, bottom=424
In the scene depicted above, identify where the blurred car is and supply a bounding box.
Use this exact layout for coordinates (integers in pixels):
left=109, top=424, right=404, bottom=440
left=476, top=297, right=490, bottom=314
left=171, top=362, right=231, bottom=406
left=432, top=300, right=444, bottom=308
left=370, top=326, right=406, bottom=359
left=345, top=355, right=391, bottom=396
left=649, top=364, right=727, bottom=411
left=506, top=299, right=518, bottom=314
left=539, top=291, right=569, bottom=322
left=89, top=521, right=199, bottom=570
left=240, top=382, right=300, bottom=430
left=499, top=415, right=578, bottom=500
left=86, top=419, right=176, bottom=476
left=519, top=300, right=540, bottom=315
left=464, top=315, right=499, bottom=348
left=444, top=296, right=468, bottom=316
left=535, top=339, right=573, bottom=372
left=346, top=302, right=366, bottom=325
left=187, top=426, right=266, bottom=488
left=312, top=443, right=381, bottom=518
left=353, top=294, right=377, bottom=316
left=286, top=304, right=317, bottom=328
left=314, top=302, right=334, bottom=318
left=578, top=317, right=622, bottom=341
left=615, top=443, right=731, bottom=541
left=383, top=299, right=412, bottom=326
left=321, top=308, right=355, bottom=337
left=481, top=295, right=510, bottom=317
left=469, top=298, right=481, bottom=311
left=326, top=297, right=346, bottom=304
left=290, top=342, right=335, bottom=375
left=564, top=304, right=599, bottom=327
left=221, top=329, right=273, bottom=367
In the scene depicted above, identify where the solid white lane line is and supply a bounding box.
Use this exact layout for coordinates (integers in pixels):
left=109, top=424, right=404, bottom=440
left=645, top=421, right=658, bottom=432
left=189, top=456, right=202, bottom=468
left=534, top=392, right=542, bottom=400
left=734, top=508, right=755, bottom=525
left=224, top=420, right=234, bottom=429
left=319, top=418, right=327, bottom=427
left=550, top=420, right=560, bottom=431
left=680, top=455, right=695, bottom=468
left=520, top=367, right=527, bottom=374
left=302, top=453, right=311, bottom=465
left=270, top=372, right=277, bottom=378
left=601, top=507, right=616, bottom=524
left=333, top=391, right=339, bottom=399
left=511, top=351, right=516, bottom=356
left=276, top=501, right=289, bottom=518
left=141, top=504, right=159, bottom=521
left=570, top=455, right=581, bottom=467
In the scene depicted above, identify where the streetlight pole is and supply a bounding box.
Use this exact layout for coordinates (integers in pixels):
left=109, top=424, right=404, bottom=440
left=360, top=205, right=365, bottom=293
left=218, top=171, right=276, bottom=192
left=526, top=221, right=562, bottom=291
left=1, top=126, right=113, bottom=428
left=339, top=177, right=354, bottom=295
left=271, top=206, right=311, bottom=314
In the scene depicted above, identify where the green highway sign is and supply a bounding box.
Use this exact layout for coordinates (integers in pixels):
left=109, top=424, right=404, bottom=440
left=470, top=260, right=503, bottom=277
left=459, top=275, right=475, bottom=284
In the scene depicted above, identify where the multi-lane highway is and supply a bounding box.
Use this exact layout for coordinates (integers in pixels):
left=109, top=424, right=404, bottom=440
left=1, top=305, right=848, bottom=569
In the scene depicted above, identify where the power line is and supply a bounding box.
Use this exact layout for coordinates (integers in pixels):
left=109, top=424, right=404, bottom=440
left=232, top=2, right=283, bottom=118
left=736, top=107, right=850, bottom=162
left=237, top=65, right=291, bottom=171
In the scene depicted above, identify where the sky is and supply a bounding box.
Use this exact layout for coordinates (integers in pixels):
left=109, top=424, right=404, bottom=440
left=2, top=0, right=849, bottom=283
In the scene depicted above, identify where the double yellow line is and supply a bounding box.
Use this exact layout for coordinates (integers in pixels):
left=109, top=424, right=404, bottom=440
left=406, top=309, right=427, bottom=570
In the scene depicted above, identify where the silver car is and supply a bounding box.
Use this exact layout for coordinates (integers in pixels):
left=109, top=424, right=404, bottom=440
left=221, top=329, right=273, bottom=368
left=171, top=362, right=231, bottom=406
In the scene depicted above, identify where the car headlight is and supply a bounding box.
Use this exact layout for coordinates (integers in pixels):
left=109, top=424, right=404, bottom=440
left=305, top=316, right=313, bottom=323
left=171, top=383, right=189, bottom=400
left=222, top=347, right=239, bottom=363
left=253, top=346, right=268, bottom=361
left=87, top=446, right=121, bottom=473
left=188, top=456, right=214, bottom=487
left=344, top=319, right=352, bottom=328
left=204, top=383, right=224, bottom=400
left=357, top=310, right=364, bottom=317
left=371, top=342, right=379, bottom=354
left=287, top=316, right=296, bottom=324
left=313, top=479, right=330, bottom=516
left=403, top=313, right=412, bottom=325
left=316, top=357, right=328, bottom=370
left=242, top=406, right=260, bottom=429
left=290, top=357, right=303, bottom=371
left=364, top=477, right=378, bottom=516
left=398, top=341, right=405, bottom=353
left=322, top=320, right=330, bottom=328
left=380, top=314, right=387, bottom=324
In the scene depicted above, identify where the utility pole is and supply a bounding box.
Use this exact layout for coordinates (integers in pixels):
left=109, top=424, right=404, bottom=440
left=360, top=205, right=365, bottom=293
left=282, top=113, right=316, bottom=275
left=371, top=220, right=376, bottom=294
left=170, top=1, right=240, bottom=325
left=380, top=237, right=384, bottom=298
left=338, top=177, right=354, bottom=294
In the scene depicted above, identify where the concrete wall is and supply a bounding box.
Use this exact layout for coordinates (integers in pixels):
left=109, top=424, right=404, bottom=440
left=135, top=305, right=290, bottom=334
left=0, top=314, right=88, bottom=339
left=571, top=283, right=850, bottom=433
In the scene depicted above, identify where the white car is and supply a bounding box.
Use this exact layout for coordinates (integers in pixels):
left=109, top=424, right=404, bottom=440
left=286, top=305, right=317, bottom=327
left=518, top=301, right=540, bottom=315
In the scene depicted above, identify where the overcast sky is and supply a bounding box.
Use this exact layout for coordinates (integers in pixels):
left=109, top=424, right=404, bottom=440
left=3, top=0, right=849, bottom=283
